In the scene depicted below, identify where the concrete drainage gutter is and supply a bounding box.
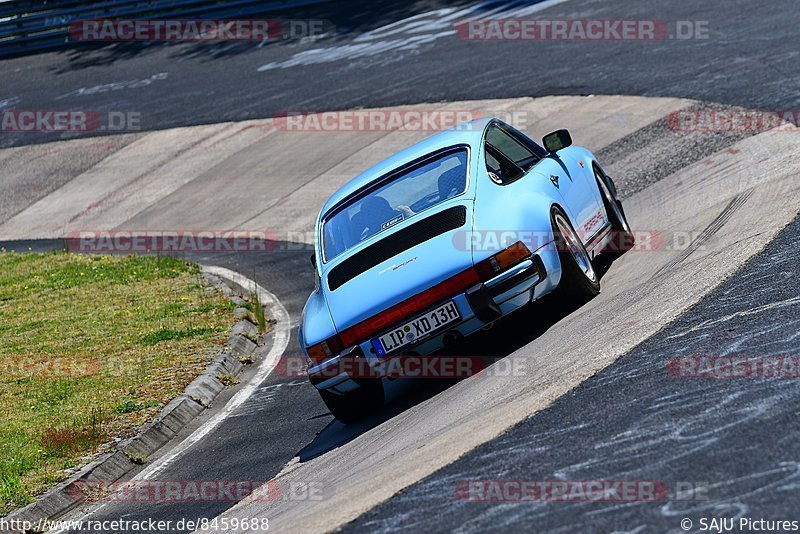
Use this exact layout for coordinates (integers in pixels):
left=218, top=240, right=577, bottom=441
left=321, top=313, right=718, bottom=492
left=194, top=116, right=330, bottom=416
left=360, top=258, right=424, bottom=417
left=3, top=267, right=269, bottom=532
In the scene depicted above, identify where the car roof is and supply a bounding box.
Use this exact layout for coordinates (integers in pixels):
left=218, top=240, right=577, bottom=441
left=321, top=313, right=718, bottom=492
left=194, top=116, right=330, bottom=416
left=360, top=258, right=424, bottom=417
left=319, top=118, right=493, bottom=218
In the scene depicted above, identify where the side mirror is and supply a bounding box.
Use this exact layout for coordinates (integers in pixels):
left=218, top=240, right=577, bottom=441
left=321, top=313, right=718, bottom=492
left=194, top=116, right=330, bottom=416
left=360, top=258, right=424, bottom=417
left=310, top=253, right=317, bottom=269
left=543, top=129, right=572, bottom=152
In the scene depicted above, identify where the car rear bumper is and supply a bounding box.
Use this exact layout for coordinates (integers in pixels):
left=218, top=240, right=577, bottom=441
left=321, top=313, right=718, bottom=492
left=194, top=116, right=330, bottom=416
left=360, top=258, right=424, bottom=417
left=308, top=251, right=549, bottom=393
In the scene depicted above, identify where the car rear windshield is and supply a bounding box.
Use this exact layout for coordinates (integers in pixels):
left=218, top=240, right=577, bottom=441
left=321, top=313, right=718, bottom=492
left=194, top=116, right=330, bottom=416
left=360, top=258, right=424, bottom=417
left=322, top=148, right=468, bottom=262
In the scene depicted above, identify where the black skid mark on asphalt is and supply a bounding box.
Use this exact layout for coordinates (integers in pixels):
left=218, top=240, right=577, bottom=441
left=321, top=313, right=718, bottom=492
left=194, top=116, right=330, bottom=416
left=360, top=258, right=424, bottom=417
left=650, top=188, right=754, bottom=281
left=596, top=102, right=755, bottom=200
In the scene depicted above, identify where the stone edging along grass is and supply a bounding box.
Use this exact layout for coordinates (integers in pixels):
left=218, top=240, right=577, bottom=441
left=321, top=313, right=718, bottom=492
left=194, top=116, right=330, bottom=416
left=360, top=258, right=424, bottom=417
left=4, top=267, right=273, bottom=531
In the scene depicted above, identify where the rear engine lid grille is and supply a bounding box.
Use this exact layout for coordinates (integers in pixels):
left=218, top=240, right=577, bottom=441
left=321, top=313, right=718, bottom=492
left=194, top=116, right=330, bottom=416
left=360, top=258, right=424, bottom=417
left=327, top=205, right=467, bottom=291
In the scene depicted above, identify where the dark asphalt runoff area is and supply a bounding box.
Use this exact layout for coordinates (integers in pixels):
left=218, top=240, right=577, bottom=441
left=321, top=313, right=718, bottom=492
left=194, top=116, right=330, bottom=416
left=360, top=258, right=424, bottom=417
left=1, top=0, right=798, bottom=532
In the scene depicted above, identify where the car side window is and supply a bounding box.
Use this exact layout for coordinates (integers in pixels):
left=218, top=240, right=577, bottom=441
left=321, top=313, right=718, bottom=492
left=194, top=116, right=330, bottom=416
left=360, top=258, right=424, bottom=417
left=503, top=123, right=549, bottom=159
left=486, top=124, right=540, bottom=169
left=485, top=144, right=523, bottom=184
left=484, top=124, right=540, bottom=184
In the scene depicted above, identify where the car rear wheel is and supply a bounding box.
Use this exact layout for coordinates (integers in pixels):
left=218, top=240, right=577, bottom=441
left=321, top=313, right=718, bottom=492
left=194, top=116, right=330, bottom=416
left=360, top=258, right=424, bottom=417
left=594, top=165, right=634, bottom=256
left=318, top=378, right=384, bottom=424
left=552, top=208, right=601, bottom=301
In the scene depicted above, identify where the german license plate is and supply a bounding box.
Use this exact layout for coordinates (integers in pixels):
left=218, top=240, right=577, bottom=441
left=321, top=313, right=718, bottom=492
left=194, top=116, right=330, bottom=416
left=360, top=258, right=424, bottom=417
left=371, top=300, right=460, bottom=356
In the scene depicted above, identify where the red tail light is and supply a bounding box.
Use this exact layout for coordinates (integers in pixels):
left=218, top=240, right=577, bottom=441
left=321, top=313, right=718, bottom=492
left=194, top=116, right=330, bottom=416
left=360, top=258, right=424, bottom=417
left=475, top=241, right=531, bottom=278
left=307, top=336, right=344, bottom=365
left=309, top=242, right=532, bottom=364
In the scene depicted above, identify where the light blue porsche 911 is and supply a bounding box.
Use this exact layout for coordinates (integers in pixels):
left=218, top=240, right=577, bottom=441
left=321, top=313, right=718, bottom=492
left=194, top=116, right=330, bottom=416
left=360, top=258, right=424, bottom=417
left=299, top=118, right=633, bottom=423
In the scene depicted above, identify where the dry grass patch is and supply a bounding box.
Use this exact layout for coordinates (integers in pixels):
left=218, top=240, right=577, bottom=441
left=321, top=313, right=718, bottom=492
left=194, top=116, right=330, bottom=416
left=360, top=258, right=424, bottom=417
left=0, top=251, right=234, bottom=514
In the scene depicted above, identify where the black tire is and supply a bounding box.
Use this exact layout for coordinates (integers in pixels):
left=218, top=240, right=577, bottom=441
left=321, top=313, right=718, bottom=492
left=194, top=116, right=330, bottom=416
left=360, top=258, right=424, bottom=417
left=318, top=379, right=384, bottom=424
left=593, top=165, right=634, bottom=256
left=552, top=207, right=601, bottom=301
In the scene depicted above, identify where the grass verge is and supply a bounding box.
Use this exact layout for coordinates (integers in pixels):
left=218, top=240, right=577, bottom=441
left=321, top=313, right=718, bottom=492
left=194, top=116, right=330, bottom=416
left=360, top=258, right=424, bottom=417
left=0, top=251, right=234, bottom=515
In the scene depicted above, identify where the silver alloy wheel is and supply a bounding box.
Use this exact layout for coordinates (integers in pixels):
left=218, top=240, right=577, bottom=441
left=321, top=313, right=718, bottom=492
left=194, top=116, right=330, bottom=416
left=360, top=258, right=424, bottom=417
left=554, top=212, right=598, bottom=283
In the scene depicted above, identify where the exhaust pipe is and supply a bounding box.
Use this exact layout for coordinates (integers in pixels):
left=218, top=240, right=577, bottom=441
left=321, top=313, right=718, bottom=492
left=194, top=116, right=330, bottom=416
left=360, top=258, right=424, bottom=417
left=442, top=330, right=463, bottom=347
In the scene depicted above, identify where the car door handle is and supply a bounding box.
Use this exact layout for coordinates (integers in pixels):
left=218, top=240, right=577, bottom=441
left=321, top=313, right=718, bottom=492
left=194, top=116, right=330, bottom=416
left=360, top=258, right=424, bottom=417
left=550, top=175, right=559, bottom=188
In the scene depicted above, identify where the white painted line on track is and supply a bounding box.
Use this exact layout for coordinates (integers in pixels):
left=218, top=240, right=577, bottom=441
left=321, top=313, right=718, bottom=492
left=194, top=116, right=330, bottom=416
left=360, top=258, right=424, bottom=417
left=50, top=266, right=290, bottom=533
left=134, top=266, right=291, bottom=477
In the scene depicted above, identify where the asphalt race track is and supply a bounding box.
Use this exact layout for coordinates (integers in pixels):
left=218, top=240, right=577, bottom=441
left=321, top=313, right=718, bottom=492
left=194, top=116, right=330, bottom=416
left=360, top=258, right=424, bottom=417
left=1, top=0, right=799, bottom=533
left=2, top=0, right=800, bottom=150
left=347, top=201, right=800, bottom=533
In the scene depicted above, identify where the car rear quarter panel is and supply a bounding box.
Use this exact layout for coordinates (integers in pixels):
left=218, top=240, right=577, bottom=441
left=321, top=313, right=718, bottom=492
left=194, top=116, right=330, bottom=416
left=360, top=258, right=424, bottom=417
left=300, top=286, right=337, bottom=350
left=471, top=147, right=567, bottom=287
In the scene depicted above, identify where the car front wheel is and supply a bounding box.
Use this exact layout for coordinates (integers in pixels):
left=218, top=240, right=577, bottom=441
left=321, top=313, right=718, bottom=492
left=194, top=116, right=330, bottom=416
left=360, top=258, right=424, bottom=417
left=594, top=166, right=634, bottom=256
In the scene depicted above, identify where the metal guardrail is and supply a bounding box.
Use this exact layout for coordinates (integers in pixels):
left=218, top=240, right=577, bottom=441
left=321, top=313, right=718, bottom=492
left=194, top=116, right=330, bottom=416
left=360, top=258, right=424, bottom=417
left=0, top=0, right=332, bottom=58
